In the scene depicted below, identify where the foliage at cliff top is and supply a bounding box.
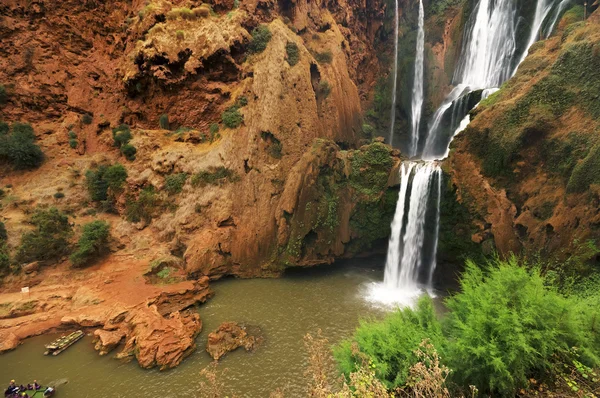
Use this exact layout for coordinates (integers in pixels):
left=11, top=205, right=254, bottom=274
left=335, top=258, right=600, bottom=396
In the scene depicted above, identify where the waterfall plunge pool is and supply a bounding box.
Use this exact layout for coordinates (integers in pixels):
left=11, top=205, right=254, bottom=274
left=0, top=256, right=447, bottom=398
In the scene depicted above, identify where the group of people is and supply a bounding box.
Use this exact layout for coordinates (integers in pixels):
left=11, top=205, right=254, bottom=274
left=4, top=380, right=40, bottom=397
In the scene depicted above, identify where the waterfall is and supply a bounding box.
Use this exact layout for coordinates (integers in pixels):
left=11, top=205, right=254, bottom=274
left=383, top=163, right=415, bottom=288
left=409, top=0, right=425, bottom=157
left=372, top=0, right=560, bottom=306
left=546, top=0, right=571, bottom=38
left=389, top=0, right=400, bottom=146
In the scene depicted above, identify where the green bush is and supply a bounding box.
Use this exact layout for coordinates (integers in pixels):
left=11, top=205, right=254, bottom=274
left=53, top=192, right=65, bottom=199
left=70, top=220, right=110, bottom=267
left=126, top=186, right=158, bottom=223
left=191, top=166, right=237, bottom=187
left=249, top=25, right=272, bottom=53
left=0, top=221, right=7, bottom=241
left=82, top=113, right=93, bottom=125
left=176, top=30, right=185, bottom=40
left=0, top=121, right=9, bottom=135
left=236, top=96, right=248, bottom=107
left=16, top=208, right=72, bottom=264
left=336, top=258, right=600, bottom=396
left=69, top=139, right=78, bottom=149
left=68, top=131, right=77, bottom=139
left=112, top=125, right=132, bottom=147
left=0, top=122, right=44, bottom=169
left=85, top=164, right=127, bottom=204
left=314, top=51, right=333, bottom=64
left=0, top=85, right=6, bottom=104
left=334, top=297, right=444, bottom=389
left=0, top=244, right=9, bottom=274
left=444, top=258, right=600, bottom=395
left=164, top=173, right=188, bottom=194
left=121, top=144, right=137, bottom=161
left=221, top=106, right=243, bottom=128
left=159, top=114, right=170, bottom=130
left=285, top=41, right=300, bottom=66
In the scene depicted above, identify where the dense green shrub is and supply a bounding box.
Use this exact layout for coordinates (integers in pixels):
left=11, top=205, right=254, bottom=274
left=285, top=42, right=300, bottom=66
left=126, top=186, right=158, bottom=223
left=349, top=142, right=394, bottom=196
left=191, top=167, right=237, bottom=187
left=444, top=258, right=600, bottom=395
left=249, top=25, right=272, bottom=53
left=0, top=243, right=9, bottom=274
left=209, top=123, right=219, bottom=137
left=314, top=51, right=333, bottom=64
left=336, top=259, right=600, bottom=396
left=69, top=139, right=78, bottom=149
left=81, top=113, right=93, bottom=124
left=0, top=85, right=6, bottom=104
left=334, top=297, right=444, bottom=389
left=53, top=192, right=65, bottom=199
left=221, top=106, right=243, bottom=128
left=159, top=114, right=170, bottom=130
left=70, top=220, right=110, bottom=267
left=0, top=121, right=9, bottom=135
left=112, top=124, right=132, bottom=147
left=0, top=122, right=44, bottom=169
left=16, top=208, right=72, bottom=264
left=164, top=173, right=188, bottom=194
left=121, top=144, right=137, bottom=161
left=361, top=123, right=375, bottom=138
left=85, top=164, right=127, bottom=204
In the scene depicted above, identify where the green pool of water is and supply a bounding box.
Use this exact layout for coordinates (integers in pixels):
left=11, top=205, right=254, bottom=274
left=0, top=257, right=391, bottom=397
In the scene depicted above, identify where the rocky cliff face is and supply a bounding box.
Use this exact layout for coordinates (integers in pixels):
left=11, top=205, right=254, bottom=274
left=447, top=11, right=600, bottom=263
left=0, top=0, right=402, bottom=364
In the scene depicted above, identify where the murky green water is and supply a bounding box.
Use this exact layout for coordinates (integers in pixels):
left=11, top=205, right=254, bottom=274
left=0, top=257, right=391, bottom=398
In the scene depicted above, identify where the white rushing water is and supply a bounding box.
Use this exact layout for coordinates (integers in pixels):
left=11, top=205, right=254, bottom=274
left=409, top=0, right=425, bottom=157
left=389, top=0, right=400, bottom=146
left=373, top=0, right=560, bottom=306
left=546, top=0, right=571, bottom=38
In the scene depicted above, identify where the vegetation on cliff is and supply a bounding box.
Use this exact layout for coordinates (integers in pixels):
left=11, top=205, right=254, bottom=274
left=0, top=122, right=43, bottom=170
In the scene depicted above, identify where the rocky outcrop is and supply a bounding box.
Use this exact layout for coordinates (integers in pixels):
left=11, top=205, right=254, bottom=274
left=93, top=329, right=125, bottom=356
left=447, top=14, right=600, bottom=261
left=206, top=321, right=261, bottom=360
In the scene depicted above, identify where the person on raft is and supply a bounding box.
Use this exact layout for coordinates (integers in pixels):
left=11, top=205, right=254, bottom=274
left=4, top=380, right=19, bottom=397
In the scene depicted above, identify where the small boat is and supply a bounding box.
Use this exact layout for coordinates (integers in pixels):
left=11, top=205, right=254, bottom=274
left=44, top=330, right=84, bottom=356
left=4, top=385, right=54, bottom=397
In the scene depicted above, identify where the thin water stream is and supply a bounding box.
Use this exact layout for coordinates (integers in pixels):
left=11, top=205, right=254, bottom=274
left=0, top=258, right=392, bottom=398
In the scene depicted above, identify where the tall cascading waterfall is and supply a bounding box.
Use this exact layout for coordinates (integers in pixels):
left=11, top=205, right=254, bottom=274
left=409, top=0, right=425, bottom=157
left=388, top=0, right=400, bottom=146
left=376, top=0, right=560, bottom=304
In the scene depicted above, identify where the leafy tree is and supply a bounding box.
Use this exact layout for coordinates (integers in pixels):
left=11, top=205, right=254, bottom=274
left=16, top=208, right=72, bottom=264
left=85, top=164, right=127, bottom=205
left=112, top=124, right=132, bottom=147
left=249, top=25, right=272, bottom=53
left=70, top=220, right=110, bottom=267
left=0, top=122, right=44, bottom=169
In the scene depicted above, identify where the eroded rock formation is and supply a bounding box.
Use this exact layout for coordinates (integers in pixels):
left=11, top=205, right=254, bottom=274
left=206, top=321, right=261, bottom=360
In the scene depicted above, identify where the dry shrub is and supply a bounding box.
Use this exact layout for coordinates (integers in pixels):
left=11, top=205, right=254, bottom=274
left=402, top=339, right=451, bottom=398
